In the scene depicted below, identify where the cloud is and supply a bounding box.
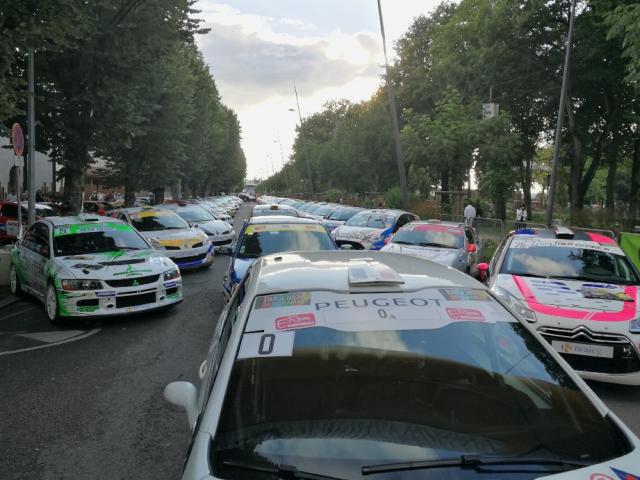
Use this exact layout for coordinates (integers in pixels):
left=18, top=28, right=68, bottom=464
left=198, top=23, right=379, bottom=108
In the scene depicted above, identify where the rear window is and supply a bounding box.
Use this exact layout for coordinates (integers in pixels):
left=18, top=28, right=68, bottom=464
left=502, top=237, right=639, bottom=284
left=327, top=207, right=361, bottom=222
left=211, top=288, right=628, bottom=479
left=237, top=223, right=335, bottom=258
left=392, top=224, right=464, bottom=249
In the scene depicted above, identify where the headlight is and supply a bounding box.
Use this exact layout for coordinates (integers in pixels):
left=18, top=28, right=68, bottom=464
left=495, top=287, right=537, bottom=323
left=630, top=319, right=640, bottom=334
left=163, top=268, right=181, bottom=281
left=61, top=279, right=103, bottom=291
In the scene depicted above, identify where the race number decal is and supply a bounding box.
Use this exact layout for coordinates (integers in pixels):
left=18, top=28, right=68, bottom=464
left=237, top=331, right=295, bottom=359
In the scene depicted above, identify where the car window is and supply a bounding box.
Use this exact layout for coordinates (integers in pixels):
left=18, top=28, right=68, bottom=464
left=2, top=204, right=18, bottom=218
left=501, top=237, right=639, bottom=284
left=176, top=207, right=214, bottom=223
left=23, top=223, right=50, bottom=257
left=489, top=237, right=509, bottom=274
left=393, top=224, right=464, bottom=249
left=238, top=223, right=335, bottom=258
left=52, top=222, right=150, bottom=256
left=327, top=207, right=360, bottom=222
left=128, top=210, right=190, bottom=231
left=210, top=288, right=629, bottom=479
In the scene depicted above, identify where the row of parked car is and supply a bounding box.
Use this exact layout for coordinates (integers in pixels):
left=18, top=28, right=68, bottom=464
left=9, top=196, right=245, bottom=323
left=163, top=195, right=640, bottom=478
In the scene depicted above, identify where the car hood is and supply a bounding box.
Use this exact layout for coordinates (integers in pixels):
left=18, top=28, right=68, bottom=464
left=138, top=228, right=207, bottom=248
left=333, top=225, right=381, bottom=240
left=55, top=250, right=176, bottom=280
left=494, top=274, right=640, bottom=319
left=381, top=243, right=462, bottom=266
left=190, top=220, right=233, bottom=235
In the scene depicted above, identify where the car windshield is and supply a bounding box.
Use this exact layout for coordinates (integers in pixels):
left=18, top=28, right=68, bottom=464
left=211, top=288, right=628, bottom=479
left=129, top=210, right=190, bottom=231
left=327, top=207, right=361, bottom=222
left=393, top=225, right=464, bottom=249
left=501, top=237, right=639, bottom=284
left=175, top=207, right=214, bottom=223
left=237, top=224, right=335, bottom=258
left=53, top=223, right=149, bottom=256
left=345, top=212, right=394, bottom=228
left=311, top=205, right=335, bottom=216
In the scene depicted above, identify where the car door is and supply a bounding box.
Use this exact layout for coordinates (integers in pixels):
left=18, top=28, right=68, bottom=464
left=19, top=222, right=51, bottom=298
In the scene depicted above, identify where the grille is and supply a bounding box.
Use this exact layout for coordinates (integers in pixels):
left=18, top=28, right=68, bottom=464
left=538, top=326, right=640, bottom=374
left=212, top=238, right=232, bottom=246
left=174, top=252, right=207, bottom=264
left=100, top=259, right=145, bottom=266
left=164, top=246, right=180, bottom=251
left=336, top=240, right=365, bottom=250
left=77, top=299, right=99, bottom=307
left=222, top=230, right=231, bottom=235
left=116, top=292, right=156, bottom=308
left=106, top=274, right=159, bottom=288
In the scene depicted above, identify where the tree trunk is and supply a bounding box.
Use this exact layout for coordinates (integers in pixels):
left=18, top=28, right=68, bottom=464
left=494, top=192, right=507, bottom=221
left=522, top=158, right=533, bottom=221
left=153, top=188, right=165, bottom=205
left=605, top=146, right=617, bottom=216
left=62, top=140, right=89, bottom=213
left=627, top=137, right=640, bottom=229
left=440, top=168, right=450, bottom=213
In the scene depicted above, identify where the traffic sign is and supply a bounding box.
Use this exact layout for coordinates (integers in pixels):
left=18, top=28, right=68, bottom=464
left=11, top=123, right=24, bottom=157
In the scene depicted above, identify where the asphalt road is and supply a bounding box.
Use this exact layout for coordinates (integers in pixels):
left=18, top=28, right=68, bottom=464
left=1, top=202, right=640, bottom=479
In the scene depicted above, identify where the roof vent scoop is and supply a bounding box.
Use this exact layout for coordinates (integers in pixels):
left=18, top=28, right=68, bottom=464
left=553, top=226, right=574, bottom=239
left=348, top=261, right=405, bottom=286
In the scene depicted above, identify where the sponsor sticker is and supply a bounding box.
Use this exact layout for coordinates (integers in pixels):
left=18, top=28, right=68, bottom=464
left=96, top=291, right=116, bottom=297
left=54, top=223, right=133, bottom=237
left=446, top=308, right=485, bottom=322
left=255, top=292, right=311, bottom=309
left=275, top=313, right=316, bottom=330
left=245, top=223, right=326, bottom=234
left=439, top=288, right=490, bottom=302
left=164, top=281, right=177, bottom=288
left=609, top=468, right=640, bottom=480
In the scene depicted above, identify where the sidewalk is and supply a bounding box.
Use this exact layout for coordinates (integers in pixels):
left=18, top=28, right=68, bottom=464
left=0, top=286, right=19, bottom=311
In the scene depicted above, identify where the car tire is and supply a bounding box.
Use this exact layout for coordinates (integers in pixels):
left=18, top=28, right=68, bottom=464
left=45, top=282, right=62, bottom=325
left=9, top=264, right=25, bottom=297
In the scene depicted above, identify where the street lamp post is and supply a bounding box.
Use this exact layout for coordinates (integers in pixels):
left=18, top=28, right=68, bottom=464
left=291, top=83, right=314, bottom=197
left=27, top=49, right=36, bottom=225
left=546, top=0, right=577, bottom=227
left=274, top=137, right=289, bottom=191
left=377, top=0, right=409, bottom=210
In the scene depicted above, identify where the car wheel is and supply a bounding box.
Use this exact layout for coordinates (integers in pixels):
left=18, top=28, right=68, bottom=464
left=9, top=264, right=25, bottom=297
left=45, top=282, right=62, bottom=325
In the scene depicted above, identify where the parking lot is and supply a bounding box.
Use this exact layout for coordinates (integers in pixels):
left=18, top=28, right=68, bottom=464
left=1, top=203, right=640, bottom=479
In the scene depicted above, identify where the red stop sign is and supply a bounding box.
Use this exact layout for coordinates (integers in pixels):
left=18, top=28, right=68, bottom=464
left=11, top=123, right=24, bottom=157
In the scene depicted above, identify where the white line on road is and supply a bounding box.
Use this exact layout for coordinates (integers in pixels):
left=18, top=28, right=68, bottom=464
left=0, top=307, right=36, bottom=322
left=0, top=328, right=101, bottom=356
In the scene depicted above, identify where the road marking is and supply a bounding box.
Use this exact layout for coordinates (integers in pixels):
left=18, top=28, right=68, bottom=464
left=0, top=328, right=101, bottom=356
left=0, top=307, right=36, bottom=322
left=18, top=330, right=87, bottom=343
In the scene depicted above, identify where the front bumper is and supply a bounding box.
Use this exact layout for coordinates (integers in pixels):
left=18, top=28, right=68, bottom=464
left=57, top=279, right=183, bottom=317
left=208, top=232, right=235, bottom=249
left=165, top=245, right=214, bottom=270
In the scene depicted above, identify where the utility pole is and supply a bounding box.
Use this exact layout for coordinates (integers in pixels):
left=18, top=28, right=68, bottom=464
left=27, top=49, right=36, bottom=225
left=275, top=136, right=289, bottom=191
left=377, top=0, right=409, bottom=210
left=546, top=0, right=576, bottom=227
left=294, top=82, right=314, bottom=197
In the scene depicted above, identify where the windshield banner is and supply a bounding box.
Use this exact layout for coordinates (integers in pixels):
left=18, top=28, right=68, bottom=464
left=510, top=237, right=624, bottom=255
left=245, top=223, right=326, bottom=234
left=54, top=223, right=133, bottom=237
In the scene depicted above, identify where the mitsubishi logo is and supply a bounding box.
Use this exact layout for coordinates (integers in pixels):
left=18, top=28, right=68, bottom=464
left=133, top=279, right=140, bottom=286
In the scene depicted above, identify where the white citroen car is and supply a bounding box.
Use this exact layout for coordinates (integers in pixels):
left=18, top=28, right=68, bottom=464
left=480, top=226, right=640, bottom=385
left=9, top=214, right=182, bottom=323
left=165, top=251, right=640, bottom=479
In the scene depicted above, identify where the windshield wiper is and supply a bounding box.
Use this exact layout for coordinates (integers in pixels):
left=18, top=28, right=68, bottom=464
left=223, top=459, right=346, bottom=480
left=509, top=272, right=550, bottom=279
left=391, top=240, right=415, bottom=245
left=418, top=242, right=457, bottom=249
left=362, top=454, right=592, bottom=475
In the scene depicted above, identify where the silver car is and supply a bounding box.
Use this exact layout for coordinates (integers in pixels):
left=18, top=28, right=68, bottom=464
left=164, top=251, right=640, bottom=479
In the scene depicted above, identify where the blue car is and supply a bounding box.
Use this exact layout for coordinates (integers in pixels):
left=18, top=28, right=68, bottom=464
left=222, top=215, right=337, bottom=300
left=331, top=209, right=419, bottom=250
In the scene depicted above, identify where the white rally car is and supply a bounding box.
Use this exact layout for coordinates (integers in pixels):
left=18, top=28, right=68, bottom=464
left=9, top=214, right=182, bottom=323
left=331, top=209, right=419, bottom=250
left=480, top=227, right=640, bottom=385
left=165, top=251, right=640, bottom=479
left=162, top=204, right=235, bottom=251
left=113, top=206, right=214, bottom=270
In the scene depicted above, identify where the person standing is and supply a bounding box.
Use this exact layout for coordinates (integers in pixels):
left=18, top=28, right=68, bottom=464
left=463, top=201, right=476, bottom=227
left=515, top=204, right=527, bottom=229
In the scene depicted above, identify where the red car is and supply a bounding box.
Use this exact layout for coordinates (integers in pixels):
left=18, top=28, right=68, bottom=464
left=0, top=202, right=56, bottom=242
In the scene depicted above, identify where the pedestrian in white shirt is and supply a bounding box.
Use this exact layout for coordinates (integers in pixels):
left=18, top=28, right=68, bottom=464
left=515, top=204, right=527, bottom=229
left=463, top=201, right=476, bottom=227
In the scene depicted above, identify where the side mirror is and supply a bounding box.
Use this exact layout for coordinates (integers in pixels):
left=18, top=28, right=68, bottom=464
left=477, top=262, right=489, bottom=282
left=467, top=243, right=477, bottom=253
left=340, top=244, right=352, bottom=250
left=164, top=381, right=198, bottom=429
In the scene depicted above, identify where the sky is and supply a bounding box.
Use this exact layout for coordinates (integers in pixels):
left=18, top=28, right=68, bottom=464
left=195, top=1, right=442, bottom=180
